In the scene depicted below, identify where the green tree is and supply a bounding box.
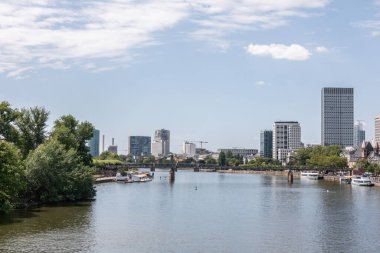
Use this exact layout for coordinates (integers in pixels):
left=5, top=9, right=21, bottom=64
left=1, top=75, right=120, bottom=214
left=25, top=139, right=95, bottom=203
left=15, top=107, right=49, bottom=157
left=0, top=101, right=20, bottom=144
left=218, top=151, right=226, bottom=166
left=205, top=156, right=217, bottom=165
left=52, top=115, right=94, bottom=166
left=0, top=140, right=24, bottom=212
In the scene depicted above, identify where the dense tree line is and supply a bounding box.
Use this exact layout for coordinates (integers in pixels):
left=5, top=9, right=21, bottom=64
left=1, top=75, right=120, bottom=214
left=0, top=101, right=96, bottom=213
left=288, top=145, right=347, bottom=169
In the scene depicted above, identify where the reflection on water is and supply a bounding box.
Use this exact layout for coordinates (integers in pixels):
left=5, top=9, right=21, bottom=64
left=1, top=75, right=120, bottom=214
left=1, top=172, right=380, bottom=253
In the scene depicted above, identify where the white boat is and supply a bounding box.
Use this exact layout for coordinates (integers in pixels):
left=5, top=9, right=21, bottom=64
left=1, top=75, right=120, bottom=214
left=300, top=171, right=323, bottom=180
left=131, top=173, right=153, bottom=182
left=351, top=176, right=374, bottom=186
left=115, top=172, right=132, bottom=182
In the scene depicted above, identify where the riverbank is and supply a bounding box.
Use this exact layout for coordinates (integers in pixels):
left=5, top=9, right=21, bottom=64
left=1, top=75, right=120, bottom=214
left=219, top=169, right=301, bottom=178
left=220, top=170, right=380, bottom=187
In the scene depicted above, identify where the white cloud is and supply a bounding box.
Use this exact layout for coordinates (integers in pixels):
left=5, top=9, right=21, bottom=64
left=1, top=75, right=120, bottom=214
left=246, top=43, right=311, bottom=61
left=0, top=0, right=188, bottom=77
left=189, top=0, right=328, bottom=45
left=315, top=46, right=328, bottom=53
left=255, top=80, right=269, bottom=86
left=0, top=0, right=329, bottom=77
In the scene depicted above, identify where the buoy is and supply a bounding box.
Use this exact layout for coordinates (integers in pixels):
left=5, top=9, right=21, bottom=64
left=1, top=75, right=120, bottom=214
left=195, top=186, right=198, bottom=190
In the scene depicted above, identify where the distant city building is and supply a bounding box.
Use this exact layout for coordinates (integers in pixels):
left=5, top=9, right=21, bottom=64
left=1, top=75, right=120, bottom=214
left=217, top=148, right=258, bottom=158
left=108, top=145, right=118, bottom=154
left=108, top=137, right=118, bottom=154
left=128, top=136, right=151, bottom=156
left=375, top=115, right=380, bottom=146
left=260, top=130, right=273, bottom=158
left=88, top=129, right=100, bottom=157
left=354, top=121, right=365, bottom=155
left=321, top=87, right=354, bottom=148
left=152, top=129, right=170, bottom=157
left=183, top=141, right=196, bottom=157
left=272, top=121, right=302, bottom=162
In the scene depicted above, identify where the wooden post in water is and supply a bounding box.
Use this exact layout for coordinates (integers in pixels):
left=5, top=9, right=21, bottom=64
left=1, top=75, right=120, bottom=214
left=288, top=169, right=293, bottom=184
left=169, top=167, right=175, bottom=182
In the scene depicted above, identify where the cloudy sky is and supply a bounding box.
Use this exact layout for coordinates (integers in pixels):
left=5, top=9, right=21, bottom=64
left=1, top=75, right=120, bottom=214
left=1, top=0, right=380, bottom=153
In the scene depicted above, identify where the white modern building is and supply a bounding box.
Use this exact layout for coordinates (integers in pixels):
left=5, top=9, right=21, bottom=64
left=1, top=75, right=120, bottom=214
left=152, top=129, right=170, bottom=157
left=375, top=115, right=380, bottom=146
left=183, top=141, right=196, bottom=157
left=321, top=87, right=354, bottom=148
left=217, top=148, right=258, bottom=158
left=272, top=121, right=302, bottom=162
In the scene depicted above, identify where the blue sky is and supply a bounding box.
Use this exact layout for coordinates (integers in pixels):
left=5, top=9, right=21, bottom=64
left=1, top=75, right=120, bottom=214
left=1, top=0, right=380, bottom=153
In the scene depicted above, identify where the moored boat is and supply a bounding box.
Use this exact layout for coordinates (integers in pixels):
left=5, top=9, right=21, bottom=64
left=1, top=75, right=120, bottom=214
left=351, top=176, right=374, bottom=186
left=300, top=171, right=323, bottom=180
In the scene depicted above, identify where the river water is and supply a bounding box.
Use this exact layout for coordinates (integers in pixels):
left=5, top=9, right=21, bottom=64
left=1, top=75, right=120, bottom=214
left=1, top=171, right=380, bottom=253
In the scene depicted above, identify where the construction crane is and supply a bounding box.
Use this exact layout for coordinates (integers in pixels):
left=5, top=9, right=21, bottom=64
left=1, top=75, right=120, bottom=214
left=186, top=140, right=208, bottom=149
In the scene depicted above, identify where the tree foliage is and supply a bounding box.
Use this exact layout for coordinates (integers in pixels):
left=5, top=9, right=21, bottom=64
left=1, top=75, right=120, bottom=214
left=25, top=139, right=95, bottom=203
left=0, top=101, right=20, bottom=143
left=0, top=141, right=24, bottom=212
left=291, top=145, right=347, bottom=169
left=52, top=115, right=94, bottom=166
left=218, top=151, right=226, bottom=166
left=15, top=107, right=49, bottom=157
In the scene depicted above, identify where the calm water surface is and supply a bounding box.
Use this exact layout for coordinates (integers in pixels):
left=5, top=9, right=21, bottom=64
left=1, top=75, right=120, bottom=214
left=1, top=171, right=380, bottom=253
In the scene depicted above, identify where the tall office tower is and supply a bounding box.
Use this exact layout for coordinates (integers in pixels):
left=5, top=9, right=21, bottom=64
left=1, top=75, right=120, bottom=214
left=152, top=129, right=170, bottom=157
left=353, top=121, right=365, bottom=152
left=375, top=116, right=380, bottom=146
left=88, top=129, right=100, bottom=157
left=272, top=121, right=302, bottom=162
left=321, top=87, right=354, bottom=148
left=128, top=136, right=151, bottom=156
left=183, top=141, right=196, bottom=157
left=260, top=130, right=273, bottom=158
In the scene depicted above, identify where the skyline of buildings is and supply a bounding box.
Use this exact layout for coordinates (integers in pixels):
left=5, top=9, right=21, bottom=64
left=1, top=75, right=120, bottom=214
left=321, top=87, right=354, bottom=148
left=88, top=87, right=378, bottom=160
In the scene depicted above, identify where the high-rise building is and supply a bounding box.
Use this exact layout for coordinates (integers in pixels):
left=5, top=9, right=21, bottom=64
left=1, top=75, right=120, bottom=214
left=260, top=130, right=273, bottom=158
left=152, top=129, right=170, bottom=157
left=128, top=136, right=151, bottom=156
left=375, top=116, right=380, bottom=146
left=353, top=121, right=365, bottom=153
left=183, top=141, right=196, bottom=157
left=321, top=87, right=354, bottom=148
left=88, top=129, right=100, bottom=157
left=272, top=121, right=302, bottom=162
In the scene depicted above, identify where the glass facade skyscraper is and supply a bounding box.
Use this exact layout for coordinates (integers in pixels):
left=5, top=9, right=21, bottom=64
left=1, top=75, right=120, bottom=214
left=128, top=136, right=151, bottom=156
left=88, top=129, right=100, bottom=157
left=321, top=87, right=354, bottom=148
left=260, top=130, right=273, bottom=158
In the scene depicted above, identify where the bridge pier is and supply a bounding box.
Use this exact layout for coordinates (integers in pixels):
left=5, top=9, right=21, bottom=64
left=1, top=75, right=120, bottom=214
left=150, top=163, right=155, bottom=172
left=288, top=170, right=293, bottom=184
